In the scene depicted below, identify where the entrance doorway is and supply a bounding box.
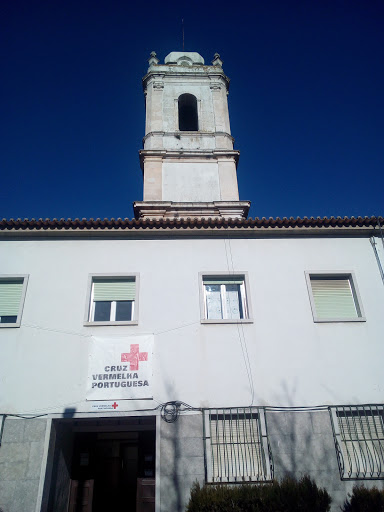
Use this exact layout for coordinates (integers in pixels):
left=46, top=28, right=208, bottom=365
left=45, top=417, right=156, bottom=512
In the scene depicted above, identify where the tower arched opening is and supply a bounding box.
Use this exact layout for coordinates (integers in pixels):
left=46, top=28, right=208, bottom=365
left=178, top=94, right=198, bottom=131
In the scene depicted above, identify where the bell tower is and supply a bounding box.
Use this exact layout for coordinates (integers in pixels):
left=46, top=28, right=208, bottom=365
left=133, top=51, right=250, bottom=219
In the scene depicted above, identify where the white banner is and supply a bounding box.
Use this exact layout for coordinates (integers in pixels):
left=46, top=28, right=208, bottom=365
left=87, top=336, right=153, bottom=401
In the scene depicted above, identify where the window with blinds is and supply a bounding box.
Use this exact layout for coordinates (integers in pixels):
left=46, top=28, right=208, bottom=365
left=206, top=408, right=272, bottom=482
left=306, top=273, right=364, bottom=322
left=331, top=406, right=384, bottom=479
left=0, top=276, right=28, bottom=327
left=202, top=276, right=248, bottom=321
left=89, top=276, right=137, bottom=323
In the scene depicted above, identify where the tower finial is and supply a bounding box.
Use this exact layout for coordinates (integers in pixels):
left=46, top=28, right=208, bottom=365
left=148, top=51, right=159, bottom=67
left=212, top=53, right=223, bottom=67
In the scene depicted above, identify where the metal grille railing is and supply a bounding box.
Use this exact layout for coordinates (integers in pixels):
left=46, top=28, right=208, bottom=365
left=331, top=405, right=384, bottom=479
left=206, top=407, right=272, bottom=482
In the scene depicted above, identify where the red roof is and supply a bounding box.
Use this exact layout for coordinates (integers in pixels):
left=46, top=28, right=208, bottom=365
left=0, top=216, right=382, bottom=231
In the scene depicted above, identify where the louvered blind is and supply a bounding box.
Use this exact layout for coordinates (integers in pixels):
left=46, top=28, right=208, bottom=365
left=336, top=408, right=384, bottom=477
left=93, top=279, right=135, bottom=301
left=339, top=414, right=384, bottom=441
left=210, top=410, right=265, bottom=481
left=310, top=276, right=358, bottom=319
left=0, top=280, right=23, bottom=316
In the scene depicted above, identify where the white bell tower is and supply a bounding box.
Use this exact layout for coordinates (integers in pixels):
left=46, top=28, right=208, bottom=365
left=133, top=51, right=250, bottom=219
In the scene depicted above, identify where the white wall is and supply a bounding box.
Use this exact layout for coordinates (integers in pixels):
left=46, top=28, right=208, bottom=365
left=1, top=235, right=383, bottom=416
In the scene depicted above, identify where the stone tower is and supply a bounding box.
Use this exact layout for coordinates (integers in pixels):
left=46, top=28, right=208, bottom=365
left=133, top=51, right=250, bottom=219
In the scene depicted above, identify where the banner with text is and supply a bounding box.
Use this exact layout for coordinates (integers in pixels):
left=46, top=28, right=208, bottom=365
left=87, top=335, right=153, bottom=401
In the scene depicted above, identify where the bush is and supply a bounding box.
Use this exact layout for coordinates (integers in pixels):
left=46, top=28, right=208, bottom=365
left=341, top=485, right=384, bottom=512
left=186, top=475, right=331, bottom=512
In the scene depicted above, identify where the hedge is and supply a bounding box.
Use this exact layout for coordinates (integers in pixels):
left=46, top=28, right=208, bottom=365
left=186, top=476, right=331, bottom=512
left=341, top=485, right=384, bottom=512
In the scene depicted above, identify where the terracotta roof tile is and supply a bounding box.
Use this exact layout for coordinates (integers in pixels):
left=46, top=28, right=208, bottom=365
left=0, top=216, right=382, bottom=231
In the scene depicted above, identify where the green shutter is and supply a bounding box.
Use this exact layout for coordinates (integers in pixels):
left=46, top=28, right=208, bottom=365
left=93, top=279, right=136, bottom=301
left=310, top=276, right=358, bottom=319
left=0, top=280, right=24, bottom=316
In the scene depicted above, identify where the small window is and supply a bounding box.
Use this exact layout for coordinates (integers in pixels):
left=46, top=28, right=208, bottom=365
left=178, top=93, right=198, bottom=131
left=330, top=406, right=384, bottom=479
left=305, top=272, right=365, bottom=322
left=200, top=274, right=252, bottom=323
left=0, top=275, right=29, bottom=328
left=85, top=275, right=138, bottom=326
left=205, top=408, right=273, bottom=482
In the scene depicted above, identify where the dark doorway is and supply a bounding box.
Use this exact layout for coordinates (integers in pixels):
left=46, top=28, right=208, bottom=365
left=47, top=417, right=156, bottom=512
left=178, top=94, right=198, bottom=131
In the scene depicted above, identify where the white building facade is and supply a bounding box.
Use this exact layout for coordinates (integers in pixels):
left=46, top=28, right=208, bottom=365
left=0, top=51, right=384, bottom=512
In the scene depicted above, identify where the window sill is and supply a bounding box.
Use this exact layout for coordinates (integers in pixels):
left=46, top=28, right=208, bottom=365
left=201, top=319, right=253, bottom=325
left=340, top=474, right=384, bottom=481
left=313, top=317, right=366, bottom=323
left=84, top=320, right=138, bottom=327
left=0, top=323, right=21, bottom=328
left=206, top=478, right=272, bottom=484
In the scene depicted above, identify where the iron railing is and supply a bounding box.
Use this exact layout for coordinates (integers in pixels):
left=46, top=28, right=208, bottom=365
left=205, top=407, right=273, bottom=483
left=330, top=405, right=384, bottom=479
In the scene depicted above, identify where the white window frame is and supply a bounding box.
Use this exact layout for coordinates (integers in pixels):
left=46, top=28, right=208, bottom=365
left=84, top=273, right=139, bottom=326
left=199, top=272, right=253, bottom=324
left=305, top=271, right=365, bottom=323
left=204, top=408, right=272, bottom=483
left=0, top=274, right=29, bottom=328
left=330, top=406, right=384, bottom=480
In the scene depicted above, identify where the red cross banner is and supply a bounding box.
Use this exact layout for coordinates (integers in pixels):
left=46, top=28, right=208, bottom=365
left=87, top=336, right=154, bottom=400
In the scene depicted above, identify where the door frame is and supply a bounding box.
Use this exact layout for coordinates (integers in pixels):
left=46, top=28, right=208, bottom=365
left=36, top=412, right=160, bottom=512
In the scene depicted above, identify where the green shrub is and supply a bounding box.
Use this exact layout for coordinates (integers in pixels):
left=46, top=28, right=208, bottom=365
left=341, top=485, right=384, bottom=512
left=186, top=475, right=331, bottom=512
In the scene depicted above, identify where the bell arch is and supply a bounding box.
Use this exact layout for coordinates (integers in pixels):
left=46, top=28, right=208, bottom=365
left=178, top=93, right=198, bottom=131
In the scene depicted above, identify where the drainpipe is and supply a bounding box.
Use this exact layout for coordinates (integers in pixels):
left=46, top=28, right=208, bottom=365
left=0, top=415, right=6, bottom=446
left=370, top=236, right=384, bottom=285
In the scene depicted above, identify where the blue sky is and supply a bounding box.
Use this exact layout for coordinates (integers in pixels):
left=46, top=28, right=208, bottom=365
left=1, top=0, right=383, bottom=220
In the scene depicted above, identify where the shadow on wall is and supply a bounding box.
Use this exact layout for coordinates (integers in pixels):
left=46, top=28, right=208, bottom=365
left=267, top=381, right=384, bottom=511
left=159, top=380, right=184, bottom=512
left=268, top=382, right=338, bottom=479
left=63, top=408, right=77, bottom=418
left=42, top=407, right=78, bottom=512
left=158, top=380, right=204, bottom=512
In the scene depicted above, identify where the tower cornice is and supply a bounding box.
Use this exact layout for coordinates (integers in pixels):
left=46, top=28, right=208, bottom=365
left=142, top=68, right=230, bottom=91
left=139, top=148, right=240, bottom=171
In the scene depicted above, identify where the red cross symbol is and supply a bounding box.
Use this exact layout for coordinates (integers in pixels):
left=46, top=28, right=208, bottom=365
left=121, top=344, right=148, bottom=371
left=112, top=402, right=118, bottom=409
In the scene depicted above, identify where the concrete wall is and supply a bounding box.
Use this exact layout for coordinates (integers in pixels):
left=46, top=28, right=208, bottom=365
left=0, top=418, right=47, bottom=512
left=160, top=414, right=204, bottom=512
left=0, top=235, right=383, bottom=415
left=267, top=409, right=384, bottom=511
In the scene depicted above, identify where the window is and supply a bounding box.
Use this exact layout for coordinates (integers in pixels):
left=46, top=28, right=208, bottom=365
left=200, top=273, right=252, bottom=323
left=330, top=406, right=384, bottom=479
left=178, top=93, right=198, bottom=131
left=0, top=275, right=29, bottom=328
left=85, top=275, right=139, bottom=325
left=204, top=408, right=273, bottom=482
left=305, top=272, right=365, bottom=322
